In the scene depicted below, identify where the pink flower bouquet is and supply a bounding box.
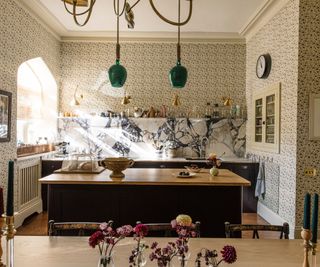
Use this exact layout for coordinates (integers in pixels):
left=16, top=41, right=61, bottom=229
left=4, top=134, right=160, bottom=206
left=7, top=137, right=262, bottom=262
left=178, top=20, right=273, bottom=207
left=195, top=246, right=237, bottom=267
left=89, top=220, right=133, bottom=264
left=129, top=224, right=149, bottom=267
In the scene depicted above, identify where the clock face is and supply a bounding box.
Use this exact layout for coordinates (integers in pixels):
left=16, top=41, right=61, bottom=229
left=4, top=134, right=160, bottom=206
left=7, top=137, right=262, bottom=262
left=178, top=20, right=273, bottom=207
left=256, top=54, right=271, bottom=79
left=256, top=56, right=266, bottom=78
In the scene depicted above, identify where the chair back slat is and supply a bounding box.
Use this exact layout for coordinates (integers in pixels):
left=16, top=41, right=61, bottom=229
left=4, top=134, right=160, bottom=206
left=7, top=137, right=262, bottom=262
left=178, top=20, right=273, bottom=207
left=136, top=221, right=201, bottom=237
left=48, top=220, right=101, bottom=236
left=225, top=222, right=289, bottom=239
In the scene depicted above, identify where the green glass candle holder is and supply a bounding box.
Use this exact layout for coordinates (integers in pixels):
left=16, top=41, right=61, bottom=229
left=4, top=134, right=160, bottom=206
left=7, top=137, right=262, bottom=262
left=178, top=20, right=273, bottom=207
left=303, top=193, right=311, bottom=230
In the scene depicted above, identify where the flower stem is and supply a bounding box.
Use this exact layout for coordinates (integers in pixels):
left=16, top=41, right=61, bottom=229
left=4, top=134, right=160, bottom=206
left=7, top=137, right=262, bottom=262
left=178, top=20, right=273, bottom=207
left=108, top=236, right=124, bottom=257
left=98, top=243, right=103, bottom=255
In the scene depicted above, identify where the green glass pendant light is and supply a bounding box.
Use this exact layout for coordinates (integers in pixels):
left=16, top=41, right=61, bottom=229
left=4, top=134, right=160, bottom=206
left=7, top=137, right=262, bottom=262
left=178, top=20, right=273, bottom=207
left=62, top=0, right=193, bottom=88
left=108, top=0, right=127, bottom=88
left=108, top=48, right=127, bottom=88
left=169, top=0, right=188, bottom=88
left=169, top=46, right=187, bottom=88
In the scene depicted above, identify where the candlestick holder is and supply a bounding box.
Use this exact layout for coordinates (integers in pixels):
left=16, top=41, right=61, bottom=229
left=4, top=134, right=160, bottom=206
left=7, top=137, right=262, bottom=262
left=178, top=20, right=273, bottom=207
left=0, top=215, right=5, bottom=267
left=311, top=243, right=317, bottom=267
left=301, top=228, right=312, bottom=267
left=3, top=215, right=16, bottom=267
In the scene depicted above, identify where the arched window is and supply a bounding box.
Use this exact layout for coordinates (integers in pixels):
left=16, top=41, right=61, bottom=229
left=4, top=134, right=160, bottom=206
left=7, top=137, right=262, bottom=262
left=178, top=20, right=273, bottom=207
left=17, top=57, right=58, bottom=144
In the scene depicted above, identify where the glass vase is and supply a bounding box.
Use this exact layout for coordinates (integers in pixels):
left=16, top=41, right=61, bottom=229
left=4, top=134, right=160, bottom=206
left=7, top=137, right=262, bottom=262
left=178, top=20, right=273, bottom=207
left=207, top=258, right=218, bottom=267
left=178, top=252, right=191, bottom=267
left=98, top=255, right=114, bottom=267
left=209, top=166, right=219, bottom=176
left=157, top=260, right=174, bottom=267
left=134, top=250, right=147, bottom=267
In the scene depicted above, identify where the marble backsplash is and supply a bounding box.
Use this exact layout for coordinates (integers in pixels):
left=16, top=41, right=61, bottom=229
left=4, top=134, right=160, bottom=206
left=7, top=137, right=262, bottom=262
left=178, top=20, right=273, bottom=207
left=57, top=117, right=246, bottom=159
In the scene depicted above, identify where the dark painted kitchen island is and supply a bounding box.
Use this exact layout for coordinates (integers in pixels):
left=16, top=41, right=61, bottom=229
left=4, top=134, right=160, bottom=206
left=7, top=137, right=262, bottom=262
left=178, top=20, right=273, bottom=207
left=39, top=168, right=250, bottom=237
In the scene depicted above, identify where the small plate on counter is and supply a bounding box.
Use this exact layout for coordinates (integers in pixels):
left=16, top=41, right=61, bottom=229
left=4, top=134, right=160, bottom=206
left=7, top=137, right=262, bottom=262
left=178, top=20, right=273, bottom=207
left=176, top=172, right=196, bottom=178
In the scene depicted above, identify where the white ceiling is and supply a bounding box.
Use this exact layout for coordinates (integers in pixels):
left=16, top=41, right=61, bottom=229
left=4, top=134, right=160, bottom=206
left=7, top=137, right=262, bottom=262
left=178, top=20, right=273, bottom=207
left=20, top=0, right=270, bottom=37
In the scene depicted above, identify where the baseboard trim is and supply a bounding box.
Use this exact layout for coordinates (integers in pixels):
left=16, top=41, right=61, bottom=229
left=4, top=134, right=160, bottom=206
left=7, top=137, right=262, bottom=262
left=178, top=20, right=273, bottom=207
left=257, top=202, right=294, bottom=239
left=15, top=199, right=43, bottom=228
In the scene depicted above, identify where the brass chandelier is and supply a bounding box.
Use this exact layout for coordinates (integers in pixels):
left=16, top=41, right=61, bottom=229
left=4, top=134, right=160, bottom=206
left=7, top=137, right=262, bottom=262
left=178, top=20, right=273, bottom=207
left=62, top=0, right=192, bottom=27
left=62, top=0, right=193, bottom=88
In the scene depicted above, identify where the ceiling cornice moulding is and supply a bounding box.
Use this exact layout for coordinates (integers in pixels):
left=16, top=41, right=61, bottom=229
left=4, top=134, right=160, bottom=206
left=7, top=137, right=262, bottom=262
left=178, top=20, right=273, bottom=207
left=240, top=0, right=291, bottom=42
left=15, top=0, right=287, bottom=44
left=61, top=32, right=245, bottom=44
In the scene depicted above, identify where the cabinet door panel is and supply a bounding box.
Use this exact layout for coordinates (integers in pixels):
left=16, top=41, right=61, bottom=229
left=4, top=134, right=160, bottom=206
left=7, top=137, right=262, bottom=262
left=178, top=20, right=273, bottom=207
left=231, top=164, right=258, bottom=213
left=255, top=98, right=263, bottom=143
left=265, top=93, right=276, bottom=144
left=250, top=83, right=280, bottom=153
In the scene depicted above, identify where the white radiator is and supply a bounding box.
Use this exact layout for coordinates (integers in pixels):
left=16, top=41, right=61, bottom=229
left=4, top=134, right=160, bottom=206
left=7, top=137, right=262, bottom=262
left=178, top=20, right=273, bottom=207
left=16, top=157, right=43, bottom=228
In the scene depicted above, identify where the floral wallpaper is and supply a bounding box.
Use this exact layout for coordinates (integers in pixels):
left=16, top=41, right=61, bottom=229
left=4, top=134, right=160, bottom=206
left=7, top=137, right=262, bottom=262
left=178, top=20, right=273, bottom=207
left=296, top=0, right=320, bottom=236
left=259, top=162, right=280, bottom=214
left=246, top=0, right=299, bottom=230
left=246, top=0, right=320, bottom=237
left=0, top=0, right=60, bottom=214
left=59, top=42, right=246, bottom=116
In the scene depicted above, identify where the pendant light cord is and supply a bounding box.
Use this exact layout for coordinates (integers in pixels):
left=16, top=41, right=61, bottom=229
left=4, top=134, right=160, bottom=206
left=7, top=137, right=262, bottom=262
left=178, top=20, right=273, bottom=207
left=113, top=0, right=126, bottom=61
left=117, top=0, right=119, bottom=46
left=177, top=0, right=181, bottom=63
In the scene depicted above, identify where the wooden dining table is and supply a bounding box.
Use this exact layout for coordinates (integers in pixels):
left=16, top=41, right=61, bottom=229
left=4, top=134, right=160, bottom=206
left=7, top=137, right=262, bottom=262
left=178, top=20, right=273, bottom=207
left=9, top=236, right=313, bottom=266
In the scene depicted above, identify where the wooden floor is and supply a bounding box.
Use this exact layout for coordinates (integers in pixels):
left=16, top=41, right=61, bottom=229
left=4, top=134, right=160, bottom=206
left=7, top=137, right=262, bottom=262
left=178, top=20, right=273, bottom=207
left=16, top=212, right=280, bottom=239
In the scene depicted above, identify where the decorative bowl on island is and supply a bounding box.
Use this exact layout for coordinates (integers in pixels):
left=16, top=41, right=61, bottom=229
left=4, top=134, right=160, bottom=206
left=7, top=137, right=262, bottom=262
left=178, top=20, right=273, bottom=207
left=100, top=157, right=134, bottom=179
left=184, top=165, right=203, bottom=173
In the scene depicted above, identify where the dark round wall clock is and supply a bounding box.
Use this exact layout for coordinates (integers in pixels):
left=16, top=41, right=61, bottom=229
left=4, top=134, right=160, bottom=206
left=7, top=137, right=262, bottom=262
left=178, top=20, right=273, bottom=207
left=256, top=53, right=272, bottom=79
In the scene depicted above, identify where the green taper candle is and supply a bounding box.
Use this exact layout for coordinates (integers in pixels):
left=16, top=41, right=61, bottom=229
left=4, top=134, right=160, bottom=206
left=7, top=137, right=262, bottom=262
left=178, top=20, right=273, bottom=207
left=303, top=193, right=311, bottom=229
left=6, top=160, right=14, bottom=216
left=311, top=193, right=319, bottom=243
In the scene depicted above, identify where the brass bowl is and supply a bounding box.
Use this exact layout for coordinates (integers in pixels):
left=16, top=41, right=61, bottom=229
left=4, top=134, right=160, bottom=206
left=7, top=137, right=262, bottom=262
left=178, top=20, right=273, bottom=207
left=100, top=157, right=134, bottom=179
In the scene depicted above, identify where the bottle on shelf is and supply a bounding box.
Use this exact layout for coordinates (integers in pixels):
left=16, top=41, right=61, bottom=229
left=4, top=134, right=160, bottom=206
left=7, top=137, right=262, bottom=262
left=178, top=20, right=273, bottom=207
left=191, top=106, right=200, bottom=118
left=235, top=105, right=241, bottom=118
left=230, top=105, right=237, bottom=118
left=241, top=105, right=247, bottom=119
left=213, top=103, right=220, bottom=118
left=205, top=102, right=212, bottom=118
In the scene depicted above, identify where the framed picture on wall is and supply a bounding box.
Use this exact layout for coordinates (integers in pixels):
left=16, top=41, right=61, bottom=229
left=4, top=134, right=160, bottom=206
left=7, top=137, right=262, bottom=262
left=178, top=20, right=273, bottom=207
left=309, top=93, right=320, bottom=140
left=0, top=90, right=12, bottom=142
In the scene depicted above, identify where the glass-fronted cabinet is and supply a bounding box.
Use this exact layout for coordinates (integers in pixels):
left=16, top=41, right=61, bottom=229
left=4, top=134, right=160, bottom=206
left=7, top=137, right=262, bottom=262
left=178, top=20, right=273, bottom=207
left=251, top=83, right=281, bottom=153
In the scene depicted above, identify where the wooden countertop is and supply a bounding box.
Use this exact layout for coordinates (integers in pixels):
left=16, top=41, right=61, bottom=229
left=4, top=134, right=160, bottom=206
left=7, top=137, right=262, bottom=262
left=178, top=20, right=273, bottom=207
left=13, top=236, right=307, bottom=267
left=42, top=156, right=257, bottom=164
left=39, top=168, right=250, bottom=186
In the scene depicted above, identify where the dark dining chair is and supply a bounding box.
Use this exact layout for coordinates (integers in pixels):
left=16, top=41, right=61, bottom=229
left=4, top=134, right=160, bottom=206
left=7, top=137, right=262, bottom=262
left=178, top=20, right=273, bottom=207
left=224, top=221, right=290, bottom=239
left=48, top=220, right=101, bottom=236
left=136, top=221, right=201, bottom=237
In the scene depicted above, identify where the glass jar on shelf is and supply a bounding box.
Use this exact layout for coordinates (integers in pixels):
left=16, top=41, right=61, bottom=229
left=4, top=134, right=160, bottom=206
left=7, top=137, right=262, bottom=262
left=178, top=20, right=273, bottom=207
left=191, top=106, right=200, bottom=118
left=220, top=105, right=231, bottom=118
